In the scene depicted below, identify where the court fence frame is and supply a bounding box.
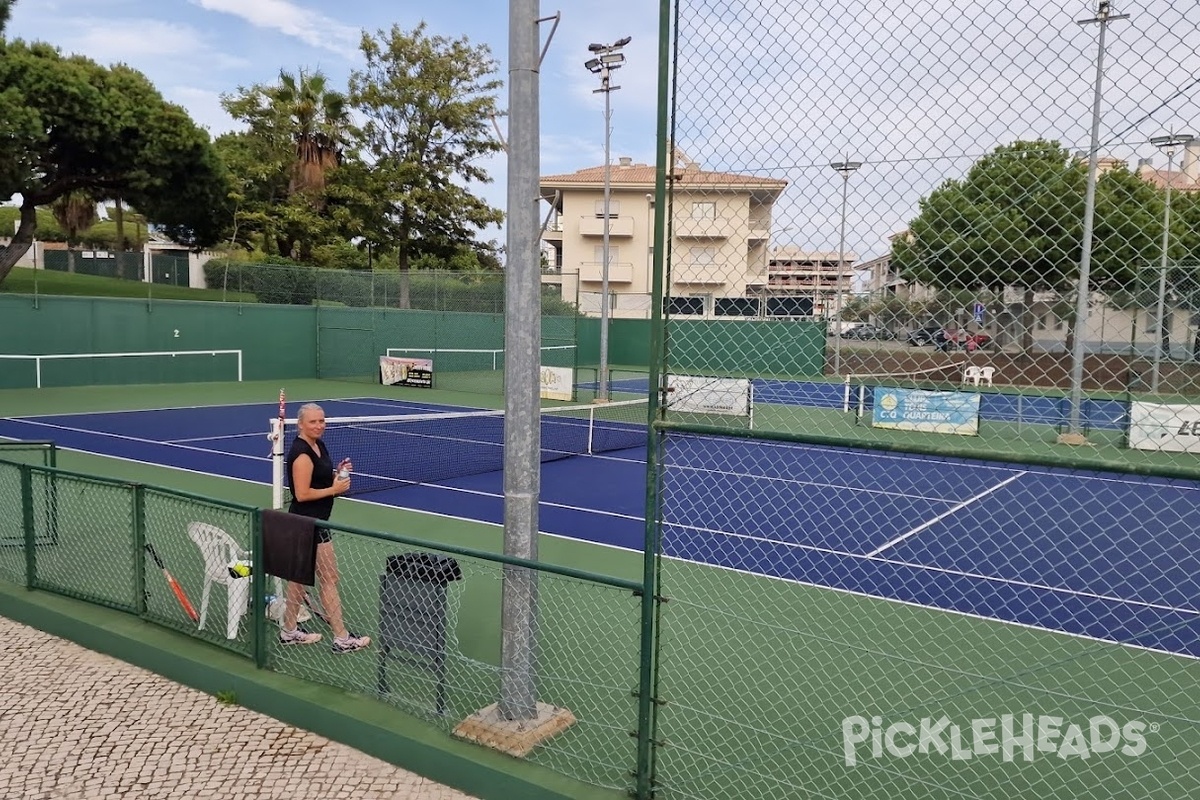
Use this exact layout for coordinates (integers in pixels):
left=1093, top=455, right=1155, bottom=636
left=0, top=455, right=649, bottom=796
left=642, top=0, right=1200, bottom=798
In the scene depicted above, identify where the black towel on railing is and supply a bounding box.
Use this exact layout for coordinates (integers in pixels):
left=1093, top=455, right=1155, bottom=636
left=262, top=510, right=316, bottom=586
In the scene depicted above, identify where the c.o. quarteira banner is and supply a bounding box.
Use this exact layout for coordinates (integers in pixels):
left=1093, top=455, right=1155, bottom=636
left=379, top=355, right=433, bottom=388
left=872, top=387, right=980, bottom=435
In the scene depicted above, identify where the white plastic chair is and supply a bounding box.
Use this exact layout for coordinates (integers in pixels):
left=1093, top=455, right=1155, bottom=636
left=187, top=521, right=251, bottom=639
left=962, top=365, right=981, bottom=386
left=978, top=366, right=995, bottom=387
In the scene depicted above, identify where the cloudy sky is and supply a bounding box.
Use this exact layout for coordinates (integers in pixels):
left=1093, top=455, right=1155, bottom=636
left=8, top=1, right=1200, bottom=261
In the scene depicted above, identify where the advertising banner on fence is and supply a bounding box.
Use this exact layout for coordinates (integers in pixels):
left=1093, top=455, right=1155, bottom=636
left=1128, top=401, right=1200, bottom=453
left=379, top=355, right=433, bottom=388
left=667, top=375, right=753, bottom=420
left=872, top=387, right=980, bottom=435
left=540, top=366, right=574, bottom=401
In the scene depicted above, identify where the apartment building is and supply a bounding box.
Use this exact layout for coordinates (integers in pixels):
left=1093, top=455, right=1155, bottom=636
left=539, top=155, right=787, bottom=318
left=763, top=246, right=858, bottom=319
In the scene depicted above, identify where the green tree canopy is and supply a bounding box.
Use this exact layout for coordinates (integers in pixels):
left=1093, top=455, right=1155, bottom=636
left=0, top=40, right=232, bottom=282
left=0, top=1, right=13, bottom=38
left=347, top=23, right=505, bottom=306
left=893, top=140, right=1166, bottom=295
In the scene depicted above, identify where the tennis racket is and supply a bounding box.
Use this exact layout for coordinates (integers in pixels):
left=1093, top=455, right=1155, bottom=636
left=145, top=542, right=200, bottom=622
left=302, top=590, right=331, bottom=626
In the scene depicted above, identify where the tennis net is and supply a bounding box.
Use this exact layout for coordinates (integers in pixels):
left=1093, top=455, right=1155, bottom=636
left=272, top=398, right=648, bottom=496
left=843, top=362, right=969, bottom=415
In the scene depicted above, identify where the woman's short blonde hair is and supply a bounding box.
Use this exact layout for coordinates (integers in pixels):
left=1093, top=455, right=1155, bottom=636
left=297, top=403, right=324, bottom=423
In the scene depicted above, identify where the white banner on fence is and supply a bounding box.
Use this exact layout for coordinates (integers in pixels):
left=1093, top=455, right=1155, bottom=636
left=1128, top=401, right=1200, bottom=453
left=379, top=355, right=433, bottom=388
left=540, top=366, right=574, bottom=401
left=667, top=375, right=753, bottom=420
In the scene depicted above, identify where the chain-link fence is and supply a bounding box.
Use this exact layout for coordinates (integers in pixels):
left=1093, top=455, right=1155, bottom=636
left=649, top=1, right=1200, bottom=798
left=0, top=456, right=649, bottom=794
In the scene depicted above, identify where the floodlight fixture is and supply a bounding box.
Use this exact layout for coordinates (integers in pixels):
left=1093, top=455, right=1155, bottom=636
left=585, top=58, right=602, bottom=72
left=1150, top=133, right=1193, bottom=152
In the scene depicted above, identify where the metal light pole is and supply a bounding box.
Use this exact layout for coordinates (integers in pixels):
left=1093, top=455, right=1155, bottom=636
left=1066, top=1, right=1128, bottom=439
left=586, top=36, right=630, bottom=402
left=830, top=159, right=861, bottom=376
left=1149, top=133, right=1192, bottom=393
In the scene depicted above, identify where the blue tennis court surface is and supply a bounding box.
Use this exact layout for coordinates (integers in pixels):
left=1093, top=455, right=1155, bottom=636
left=2, top=397, right=1196, bottom=658
left=601, top=374, right=1130, bottom=429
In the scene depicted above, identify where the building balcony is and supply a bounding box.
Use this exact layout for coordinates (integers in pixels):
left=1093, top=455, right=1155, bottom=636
left=542, top=219, right=564, bottom=240
left=672, top=217, right=736, bottom=239
left=578, top=261, right=634, bottom=283
left=672, top=265, right=727, bottom=285
left=746, top=221, right=770, bottom=243
left=578, top=215, right=634, bottom=237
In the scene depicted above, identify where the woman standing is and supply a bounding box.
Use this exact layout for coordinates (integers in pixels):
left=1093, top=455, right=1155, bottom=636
left=280, top=402, right=371, bottom=653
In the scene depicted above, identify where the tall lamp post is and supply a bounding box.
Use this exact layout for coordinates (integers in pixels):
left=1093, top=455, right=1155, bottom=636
left=830, top=159, right=861, bottom=376
left=1066, top=0, right=1128, bottom=440
left=1149, top=133, right=1192, bottom=393
left=585, top=36, right=630, bottom=402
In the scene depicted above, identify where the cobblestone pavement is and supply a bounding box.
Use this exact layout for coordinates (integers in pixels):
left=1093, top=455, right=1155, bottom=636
left=0, top=617, right=477, bottom=800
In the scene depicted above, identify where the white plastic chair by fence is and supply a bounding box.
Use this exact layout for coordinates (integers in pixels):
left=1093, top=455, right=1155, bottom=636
left=186, top=521, right=251, bottom=639
left=978, top=366, right=995, bottom=386
left=962, top=366, right=981, bottom=386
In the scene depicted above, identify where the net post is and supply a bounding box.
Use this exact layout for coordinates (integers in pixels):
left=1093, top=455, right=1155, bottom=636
left=587, top=405, right=596, bottom=454
left=842, top=374, right=851, bottom=412
left=857, top=384, right=866, bottom=421
left=269, top=418, right=285, bottom=510
left=36, top=356, right=43, bottom=389
left=237, top=350, right=244, bottom=382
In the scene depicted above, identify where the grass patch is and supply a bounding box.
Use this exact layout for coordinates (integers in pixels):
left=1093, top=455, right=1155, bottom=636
left=0, top=266, right=257, bottom=302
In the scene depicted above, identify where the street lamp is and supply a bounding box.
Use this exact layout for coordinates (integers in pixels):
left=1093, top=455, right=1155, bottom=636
left=585, top=36, right=630, bottom=402
left=830, top=159, right=862, bottom=376
left=1065, top=1, right=1129, bottom=440
left=1148, top=133, right=1192, bottom=393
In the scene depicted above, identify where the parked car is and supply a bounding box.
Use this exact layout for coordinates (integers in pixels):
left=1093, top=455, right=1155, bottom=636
left=905, top=324, right=942, bottom=346
left=936, top=329, right=992, bottom=352
left=841, top=324, right=894, bottom=341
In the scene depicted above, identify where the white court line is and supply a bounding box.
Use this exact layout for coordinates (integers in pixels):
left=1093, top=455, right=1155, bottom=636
left=660, top=520, right=1200, bottom=618
left=866, top=472, right=1028, bottom=557
left=1, top=418, right=270, bottom=464
left=665, top=460, right=955, bottom=504
left=685, top=434, right=1200, bottom=492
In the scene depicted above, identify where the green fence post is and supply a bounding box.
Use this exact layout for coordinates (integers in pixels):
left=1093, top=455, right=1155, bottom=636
left=251, top=509, right=267, bottom=668
left=21, top=464, right=35, bottom=589
left=133, top=484, right=147, bottom=614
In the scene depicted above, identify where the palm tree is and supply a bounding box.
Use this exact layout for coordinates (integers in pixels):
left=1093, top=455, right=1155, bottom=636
left=274, top=69, right=349, bottom=207
left=50, top=190, right=98, bottom=273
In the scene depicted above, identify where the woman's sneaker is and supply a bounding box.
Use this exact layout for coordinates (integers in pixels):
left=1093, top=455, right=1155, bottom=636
left=332, top=633, right=371, bottom=653
left=279, top=627, right=321, bottom=645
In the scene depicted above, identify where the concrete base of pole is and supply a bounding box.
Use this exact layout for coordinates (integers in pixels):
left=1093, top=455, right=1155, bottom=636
left=591, top=398, right=611, bottom=405
left=453, top=702, right=577, bottom=757
left=1056, top=432, right=1091, bottom=446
